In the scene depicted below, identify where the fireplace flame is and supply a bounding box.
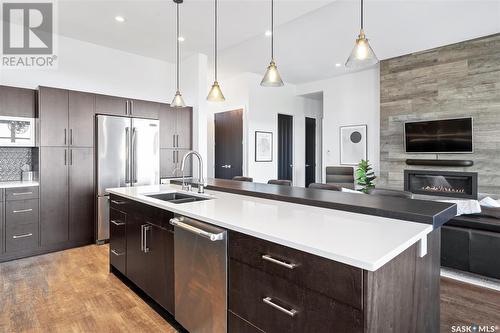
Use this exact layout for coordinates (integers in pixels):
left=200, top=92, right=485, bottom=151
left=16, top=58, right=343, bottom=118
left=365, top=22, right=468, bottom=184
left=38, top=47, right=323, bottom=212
left=421, top=186, right=465, bottom=194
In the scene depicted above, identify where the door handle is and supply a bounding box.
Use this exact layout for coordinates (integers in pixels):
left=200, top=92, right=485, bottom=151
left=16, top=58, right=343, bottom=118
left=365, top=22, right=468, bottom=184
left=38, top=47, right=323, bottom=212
left=12, top=233, right=33, bottom=239
left=69, top=129, right=73, bottom=145
left=170, top=218, right=225, bottom=241
left=110, top=219, right=125, bottom=226
left=262, top=254, right=298, bottom=269
left=64, top=149, right=67, bottom=165
left=125, top=127, right=130, bottom=183
left=176, top=134, right=179, bottom=147
left=64, top=128, right=67, bottom=145
left=111, top=249, right=125, bottom=256
left=12, top=192, right=33, bottom=196
left=173, top=134, right=176, bottom=147
left=130, top=100, right=134, bottom=116
left=69, top=149, right=73, bottom=166
left=110, top=199, right=127, bottom=205
left=132, top=127, right=137, bottom=183
left=141, top=224, right=151, bottom=253
left=305, top=164, right=310, bottom=167
left=13, top=208, right=33, bottom=214
left=262, top=297, right=298, bottom=317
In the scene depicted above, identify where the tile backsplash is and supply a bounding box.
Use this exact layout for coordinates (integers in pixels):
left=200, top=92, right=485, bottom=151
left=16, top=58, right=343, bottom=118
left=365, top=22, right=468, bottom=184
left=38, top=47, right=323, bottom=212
left=0, top=147, right=33, bottom=181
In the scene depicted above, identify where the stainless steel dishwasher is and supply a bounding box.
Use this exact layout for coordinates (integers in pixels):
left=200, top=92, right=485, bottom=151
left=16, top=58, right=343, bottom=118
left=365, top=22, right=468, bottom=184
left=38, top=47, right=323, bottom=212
left=170, top=216, right=227, bottom=333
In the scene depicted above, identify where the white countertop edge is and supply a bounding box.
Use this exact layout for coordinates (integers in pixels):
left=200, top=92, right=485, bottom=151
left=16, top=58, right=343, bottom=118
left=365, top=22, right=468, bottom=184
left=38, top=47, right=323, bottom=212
left=0, top=180, right=39, bottom=189
left=107, top=186, right=434, bottom=271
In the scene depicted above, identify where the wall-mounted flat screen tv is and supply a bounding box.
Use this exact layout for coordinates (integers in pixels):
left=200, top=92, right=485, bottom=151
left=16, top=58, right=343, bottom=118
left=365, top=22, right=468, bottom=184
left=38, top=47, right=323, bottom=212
left=405, top=117, right=473, bottom=153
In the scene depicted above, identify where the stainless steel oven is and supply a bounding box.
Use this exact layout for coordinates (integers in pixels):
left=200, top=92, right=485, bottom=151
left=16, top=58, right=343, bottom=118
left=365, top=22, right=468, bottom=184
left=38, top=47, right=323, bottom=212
left=0, top=116, right=35, bottom=147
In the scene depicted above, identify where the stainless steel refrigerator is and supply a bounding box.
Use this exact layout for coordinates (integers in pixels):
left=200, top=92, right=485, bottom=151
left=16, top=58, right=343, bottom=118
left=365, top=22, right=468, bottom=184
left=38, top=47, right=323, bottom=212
left=96, top=115, right=159, bottom=242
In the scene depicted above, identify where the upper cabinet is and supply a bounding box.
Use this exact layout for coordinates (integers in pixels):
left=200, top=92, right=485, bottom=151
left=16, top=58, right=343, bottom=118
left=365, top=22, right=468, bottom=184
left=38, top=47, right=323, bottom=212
left=0, top=86, right=36, bottom=118
left=39, top=87, right=95, bottom=147
left=130, top=99, right=160, bottom=119
left=95, top=95, right=128, bottom=117
left=95, top=95, right=159, bottom=119
left=39, top=87, right=69, bottom=147
left=159, top=104, right=192, bottom=149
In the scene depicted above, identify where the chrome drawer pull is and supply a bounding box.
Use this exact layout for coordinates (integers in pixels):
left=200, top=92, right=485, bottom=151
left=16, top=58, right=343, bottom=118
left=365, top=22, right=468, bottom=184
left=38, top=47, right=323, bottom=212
left=13, top=233, right=33, bottom=239
left=12, top=192, right=33, bottom=196
left=110, top=220, right=125, bottom=226
left=110, top=200, right=126, bottom=205
left=262, top=254, right=298, bottom=269
left=263, top=297, right=298, bottom=317
left=13, top=208, right=33, bottom=214
left=111, top=249, right=125, bottom=256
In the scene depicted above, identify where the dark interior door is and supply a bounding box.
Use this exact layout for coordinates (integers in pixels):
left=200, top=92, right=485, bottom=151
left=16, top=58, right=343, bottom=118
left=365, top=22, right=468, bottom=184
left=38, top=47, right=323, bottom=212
left=305, top=117, right=316, bottom=187
left=278, top=114, right=293, bottom=181
left=215, top=110, right=243, bottom=179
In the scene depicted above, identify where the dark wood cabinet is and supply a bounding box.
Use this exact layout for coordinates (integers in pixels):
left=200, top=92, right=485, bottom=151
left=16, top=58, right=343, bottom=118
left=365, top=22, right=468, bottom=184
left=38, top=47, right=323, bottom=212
left=69, top=148, right=94, bottom=243
left=159, top=104, right=192, bottom=149
left=0, top=86, right=36, bottom=117
left=146, top=223, right=175, bottom=314
left=69, top=91, right=95, bottom=147
left=160, top=149, right=177, bottom=179
left=126, top=210, right=150, bottom=291
left=110, top=196, right=175, bottom=315
left=131, top=99, right=160, bottom=119
left=95, top=95, right=129, bottom=116
left=159, top=104, right=177, bottom=149
left=40, top=147, right=69, bottom=245
left=110, top=208, right=127, bottom=274
left=176, top=107, right=192, bottom=149
left=39, top=87, right=69, bottom=147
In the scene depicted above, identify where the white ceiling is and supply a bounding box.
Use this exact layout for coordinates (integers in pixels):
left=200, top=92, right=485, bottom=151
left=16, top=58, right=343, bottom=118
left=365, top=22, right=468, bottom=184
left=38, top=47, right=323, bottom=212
left=57, top=0, right=500, bottom=84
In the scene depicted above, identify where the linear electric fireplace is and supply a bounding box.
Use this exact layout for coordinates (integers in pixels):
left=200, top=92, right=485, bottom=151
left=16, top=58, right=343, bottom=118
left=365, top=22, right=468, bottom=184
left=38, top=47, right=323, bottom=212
left=404, top=170, right=478, bottom=199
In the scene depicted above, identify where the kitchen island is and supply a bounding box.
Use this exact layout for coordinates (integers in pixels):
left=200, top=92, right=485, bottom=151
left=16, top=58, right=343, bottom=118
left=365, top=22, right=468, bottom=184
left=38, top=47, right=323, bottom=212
left=107, top=182, right=456, bottom=333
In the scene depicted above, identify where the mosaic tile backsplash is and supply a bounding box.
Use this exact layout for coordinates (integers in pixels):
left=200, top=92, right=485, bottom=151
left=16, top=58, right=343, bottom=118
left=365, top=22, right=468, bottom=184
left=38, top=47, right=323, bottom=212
left=0, top=148, right=32, bottom=181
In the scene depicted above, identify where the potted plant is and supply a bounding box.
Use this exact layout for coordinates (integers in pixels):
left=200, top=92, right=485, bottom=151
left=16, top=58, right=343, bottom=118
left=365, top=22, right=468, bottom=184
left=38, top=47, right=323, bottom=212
left=355, top=159, right=376, bottom=193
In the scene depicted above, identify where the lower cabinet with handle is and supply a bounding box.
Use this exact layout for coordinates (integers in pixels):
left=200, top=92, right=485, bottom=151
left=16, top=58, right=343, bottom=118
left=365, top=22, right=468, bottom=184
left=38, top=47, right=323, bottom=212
left=110, top=195, right=175, bottom=315
left=1, top=186, right=40, bottom=257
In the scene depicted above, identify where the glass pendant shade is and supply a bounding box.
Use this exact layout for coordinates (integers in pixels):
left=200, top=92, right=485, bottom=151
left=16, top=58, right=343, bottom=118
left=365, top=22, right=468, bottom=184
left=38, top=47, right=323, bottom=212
left=345, top=30, right=378, bottom=68
left=207, top=81, right=225, bottom=102
left=171, top=90, right=186, bottom=108
left=261, top=60, right=284, bottom=87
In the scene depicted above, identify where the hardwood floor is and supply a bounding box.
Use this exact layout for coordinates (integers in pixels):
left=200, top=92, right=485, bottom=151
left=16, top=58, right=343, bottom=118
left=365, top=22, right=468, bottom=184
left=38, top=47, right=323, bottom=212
left=441, top=277, right=500, bottom=332
left=0, top=245, right=177, bottom=333
left=1, top=245, right=499, bottom=333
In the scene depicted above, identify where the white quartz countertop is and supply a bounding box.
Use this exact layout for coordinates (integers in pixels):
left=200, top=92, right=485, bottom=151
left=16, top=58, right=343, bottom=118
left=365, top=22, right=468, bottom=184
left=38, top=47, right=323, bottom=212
left=0, top=180, right=39, bottom=189
left=107, top=184, right=433, bottom=271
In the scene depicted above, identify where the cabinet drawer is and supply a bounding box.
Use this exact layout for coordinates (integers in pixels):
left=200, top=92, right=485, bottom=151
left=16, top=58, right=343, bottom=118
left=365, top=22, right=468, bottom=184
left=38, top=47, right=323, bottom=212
left=5, top=199, right=39, bottom=226
left=109, top=195, right=132, bottom=212
left=6, top=222, right=37, bottom=253
left=6, top=186, right=39, bottom=201
left=228, top=311, right=264, bottom=333
left=229, top=231, right=363, bottom=309
left=229, top=259, right=363, bottom=333
left=110, top=208, right=126, bottom=274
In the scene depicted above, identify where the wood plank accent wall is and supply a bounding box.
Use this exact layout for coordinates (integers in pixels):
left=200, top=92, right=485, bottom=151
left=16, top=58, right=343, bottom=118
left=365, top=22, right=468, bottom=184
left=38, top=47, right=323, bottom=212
left=379, top=33, right=500, bottom=195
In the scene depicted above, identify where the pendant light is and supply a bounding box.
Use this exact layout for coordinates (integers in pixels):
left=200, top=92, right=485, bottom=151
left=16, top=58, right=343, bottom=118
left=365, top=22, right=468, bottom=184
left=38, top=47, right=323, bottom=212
left=171, top=0, right=186, bottom=108
left=345, top=0, right=378, bottom=69
left=261, top=0, right=283, bottom=87
left=207, top=0, right=225, bottom=102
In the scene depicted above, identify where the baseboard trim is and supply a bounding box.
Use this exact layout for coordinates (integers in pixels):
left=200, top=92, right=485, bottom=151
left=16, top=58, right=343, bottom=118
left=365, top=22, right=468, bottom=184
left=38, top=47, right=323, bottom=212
left=441, top=267, right=500, bottom=292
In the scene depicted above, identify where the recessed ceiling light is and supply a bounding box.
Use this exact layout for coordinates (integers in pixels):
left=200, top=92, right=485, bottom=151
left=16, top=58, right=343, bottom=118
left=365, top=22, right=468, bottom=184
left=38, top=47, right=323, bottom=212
left=335, top=63, right=342, bottom=67
left=178, top=36, right=185, bottom=42
left=264, top=30, right=272, bottom=37
left=115, top=16, right=126, bottom=23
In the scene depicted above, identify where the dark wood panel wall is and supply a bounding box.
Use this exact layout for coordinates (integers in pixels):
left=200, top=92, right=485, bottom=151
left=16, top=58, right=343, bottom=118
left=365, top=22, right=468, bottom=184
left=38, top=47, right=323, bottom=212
left=379, top=33, right=500, bottom=195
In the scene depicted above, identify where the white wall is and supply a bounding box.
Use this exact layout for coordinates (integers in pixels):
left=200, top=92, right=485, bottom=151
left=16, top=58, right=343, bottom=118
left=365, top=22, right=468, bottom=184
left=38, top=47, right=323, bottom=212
left=1, top=35, right=211, bottom=178
left=207, top=72, right=323, bottom=187
left=297, top=67, right=380, bottom=180
left=0, top=35, right=176, bottom=102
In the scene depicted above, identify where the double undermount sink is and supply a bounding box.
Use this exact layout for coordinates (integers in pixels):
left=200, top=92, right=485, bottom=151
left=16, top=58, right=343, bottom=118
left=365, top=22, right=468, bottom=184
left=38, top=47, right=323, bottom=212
left=145, top=192, right=211, bottom=204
